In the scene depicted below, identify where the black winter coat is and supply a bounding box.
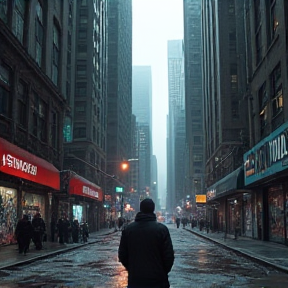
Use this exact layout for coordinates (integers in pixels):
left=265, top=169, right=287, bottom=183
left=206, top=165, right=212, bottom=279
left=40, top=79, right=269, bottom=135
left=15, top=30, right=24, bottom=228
left=118, top=212, right=174, bottom=288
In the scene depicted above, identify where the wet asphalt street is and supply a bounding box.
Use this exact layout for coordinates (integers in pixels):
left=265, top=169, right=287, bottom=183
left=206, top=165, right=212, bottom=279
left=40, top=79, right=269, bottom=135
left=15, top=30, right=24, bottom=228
left=1, top=225, right=288, bottom=287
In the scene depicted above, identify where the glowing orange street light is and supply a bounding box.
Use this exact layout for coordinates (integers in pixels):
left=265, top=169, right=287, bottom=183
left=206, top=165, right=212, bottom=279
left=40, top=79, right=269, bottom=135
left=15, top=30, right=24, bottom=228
left=120, top=161, right=129, bottom=172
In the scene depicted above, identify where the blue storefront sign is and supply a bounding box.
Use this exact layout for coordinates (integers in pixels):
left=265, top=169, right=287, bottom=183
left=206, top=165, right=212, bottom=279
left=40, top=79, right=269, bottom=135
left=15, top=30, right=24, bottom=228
left=244, top=121, right=288, bottom=186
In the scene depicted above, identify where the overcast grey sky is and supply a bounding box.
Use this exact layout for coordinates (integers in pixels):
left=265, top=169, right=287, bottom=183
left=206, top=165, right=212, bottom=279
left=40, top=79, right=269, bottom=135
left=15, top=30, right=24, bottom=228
left=132, top=0, right=183, bottom=207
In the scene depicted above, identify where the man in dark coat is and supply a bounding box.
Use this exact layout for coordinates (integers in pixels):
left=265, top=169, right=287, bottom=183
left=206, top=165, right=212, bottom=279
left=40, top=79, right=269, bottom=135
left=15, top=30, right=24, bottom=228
left=15, top=214, right=33, bottom=255
left=32, top=212, right=46, bottom=250
left=118, top=198, right=174, bottom=288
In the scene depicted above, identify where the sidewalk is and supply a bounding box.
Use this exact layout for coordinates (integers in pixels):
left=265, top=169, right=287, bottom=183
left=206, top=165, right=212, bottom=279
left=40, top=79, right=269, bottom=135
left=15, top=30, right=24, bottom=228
left=0, top=228, right=116, bottom=270
left=185, top=227, right=288, bottom=273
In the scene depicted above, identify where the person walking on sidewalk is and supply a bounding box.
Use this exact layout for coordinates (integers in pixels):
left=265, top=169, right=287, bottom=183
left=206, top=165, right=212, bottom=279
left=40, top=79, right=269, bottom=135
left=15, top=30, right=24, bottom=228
left=234, top=216, right=241, bottom=240
left=15, top=214, right=33, bottom=255
left=118, top=198, right=175, bottom=288
left=32, top=212, right=46, bottom=250
left=50, top=212, right=57, bottom=242
left=57, top=217, right=64, bottom=244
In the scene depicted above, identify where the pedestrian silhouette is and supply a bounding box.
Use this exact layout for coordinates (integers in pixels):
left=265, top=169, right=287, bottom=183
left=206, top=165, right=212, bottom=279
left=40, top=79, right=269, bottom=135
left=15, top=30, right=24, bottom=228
left=50, top=212, right=57, bottom=242
left=118, top=198, right=174, bottom=288
left=15, top=214, right=33, bottom=255
left=176, top=217, right=180, bottom=228
left=57, top=217, right=64, bottom=244
left=32, top=212, right=46, bottom=250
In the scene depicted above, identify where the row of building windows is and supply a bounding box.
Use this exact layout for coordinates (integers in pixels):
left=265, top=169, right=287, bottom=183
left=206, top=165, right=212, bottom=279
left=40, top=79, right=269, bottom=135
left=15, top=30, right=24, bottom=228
left=0, top=61, right=59, bottom=149
left=254, top=0, right=279, bottom=66
left=258, top=62, right=284, bottom=137
left=0, top=1, right=61, bottom=86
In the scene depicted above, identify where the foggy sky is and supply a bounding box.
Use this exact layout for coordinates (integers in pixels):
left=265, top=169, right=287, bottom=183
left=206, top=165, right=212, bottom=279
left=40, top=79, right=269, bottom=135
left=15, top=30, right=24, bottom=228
left=132, top=0, right=183, bottom=207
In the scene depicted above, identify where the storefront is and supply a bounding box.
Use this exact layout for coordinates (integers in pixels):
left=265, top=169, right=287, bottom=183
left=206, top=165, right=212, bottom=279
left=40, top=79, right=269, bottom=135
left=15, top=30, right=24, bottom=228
left=0, top=137, right=60, bottom=245
left=59, top=170, right=103, bottom=232
left=244, top=121, right=288, bottom=245
left=206, top=166, right=247, bottom=235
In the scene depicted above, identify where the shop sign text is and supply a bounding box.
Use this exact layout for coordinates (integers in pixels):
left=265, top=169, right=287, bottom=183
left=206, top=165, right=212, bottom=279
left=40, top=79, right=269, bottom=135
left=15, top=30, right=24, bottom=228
left=83, top=185, right=99, bottom=199
left=2, top=154, right=38, bottom=176
left=244, top=122, right=288, bottom=185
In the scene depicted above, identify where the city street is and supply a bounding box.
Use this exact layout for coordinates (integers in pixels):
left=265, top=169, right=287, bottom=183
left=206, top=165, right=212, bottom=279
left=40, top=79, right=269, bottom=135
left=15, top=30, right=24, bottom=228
left=1, top=225, right=288, bottom=287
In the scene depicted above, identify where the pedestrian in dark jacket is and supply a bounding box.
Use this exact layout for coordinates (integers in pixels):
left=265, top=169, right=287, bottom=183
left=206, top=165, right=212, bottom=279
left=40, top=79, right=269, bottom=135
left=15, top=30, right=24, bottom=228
left=72, top=219, right=80, bottom=243
left=15, top=214, right=33, bottom=255
left=62, top=217, right=71, bottom=243
left=50, top=212, right=57, bottom=242
left=118, top=198, right=174, bottom=288
left=57, top=218, right=64, bottom=244
left=176, top=217, right=180, bottom=228
left=32, top=212, right=46, bottom=250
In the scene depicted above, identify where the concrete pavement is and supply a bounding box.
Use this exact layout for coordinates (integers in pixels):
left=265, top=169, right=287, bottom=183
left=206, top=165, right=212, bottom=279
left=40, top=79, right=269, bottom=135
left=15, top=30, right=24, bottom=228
left=0, top=228, right=116, bottom=270
left=184, top=226, right=288, bottom=273
left=1, top=225, right=288, bottom=274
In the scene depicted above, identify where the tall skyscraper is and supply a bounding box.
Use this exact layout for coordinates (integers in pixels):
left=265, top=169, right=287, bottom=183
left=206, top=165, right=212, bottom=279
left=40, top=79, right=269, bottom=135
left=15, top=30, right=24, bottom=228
left=63, top=0, right=107, bottom=186
left=61, top=0, right=108, bottom=231
left=132, top=66, right=153, bottom=200
left=183, top=0, right=205, bottom=215
left=106, top=0, right=132, bottom=179
left=202, top=1, right=249, bottom=235
left=202, top=1, right=248, bottom=187
left=167, top=40, right=185, bottom=213
left=132, top=66, right=153, bottom=127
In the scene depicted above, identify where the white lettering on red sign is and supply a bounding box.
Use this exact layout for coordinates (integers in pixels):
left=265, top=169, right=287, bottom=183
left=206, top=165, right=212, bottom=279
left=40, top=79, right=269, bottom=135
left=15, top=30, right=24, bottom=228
left=2, top=154, right=38, bottom=176
left=83, top=186, right=98, bottom=198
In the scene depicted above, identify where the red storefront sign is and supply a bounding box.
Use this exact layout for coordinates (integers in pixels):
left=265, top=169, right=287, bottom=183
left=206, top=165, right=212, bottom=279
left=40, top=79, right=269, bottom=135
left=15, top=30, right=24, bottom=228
left=69, top=173, right=103, bottom=201
left=0, top=137, right=60, bottom=190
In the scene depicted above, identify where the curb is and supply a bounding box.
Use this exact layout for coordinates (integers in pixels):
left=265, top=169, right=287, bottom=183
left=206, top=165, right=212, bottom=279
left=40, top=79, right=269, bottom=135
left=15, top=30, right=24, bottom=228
left=185, top=228, right=288, bottom=274
left=0, top=230, right=117, bottom=270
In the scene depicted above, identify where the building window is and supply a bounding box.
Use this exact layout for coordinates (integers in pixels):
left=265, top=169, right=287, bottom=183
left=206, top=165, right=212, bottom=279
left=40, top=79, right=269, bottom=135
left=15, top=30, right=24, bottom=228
left=254, top=0, right=261, bottom=31
left=0, top=0, right=8, bottom=23
left=74, top=125, right=86, bottom=139
left=39, top=99, right=47, bottom=142
left=17, top=81, right=27, bottom=128
left=232, top=101, right=239, bottom=120
left=31, top=92, right=47, bottom=142
left=78, top=30, right=87, bottom=40
left=79, top=8, right=87, bottom=16
left=77, top=65, right=86, bottom=77
left=255, top=29, right=262, bottom=65
left=193, top=136, right=202, bottom=145
left=93, top=126, right=96, bottom=142
left=258, top=82, right=268, bottom=136
left=0, top=63, right=11, bottom=117
left=76, top=82, right=87, bottom=97
left=52, top=24, right=60, bottom=85
left=35, top=1, right=44, bottom=67
left=75, top=101, right=86, bottom=116
left=78, top=44, right=87, bottom=53
left=193, top=154, right=203, bottom=162
left=271, top=64, right=282, bottom=118
left=12, top=0, right=26, bottom=43
left=63, top=116, right=72, bottom=143
left=270, top=0, right=278, bottom=40
left=51, top=110, right=58, bottom=149
left=254, top=0, right=262, bottom=65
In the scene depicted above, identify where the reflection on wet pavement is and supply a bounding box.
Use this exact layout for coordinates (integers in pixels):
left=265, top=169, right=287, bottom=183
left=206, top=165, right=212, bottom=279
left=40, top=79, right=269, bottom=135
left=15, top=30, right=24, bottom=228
left=1, top=227, right=288, bottom=287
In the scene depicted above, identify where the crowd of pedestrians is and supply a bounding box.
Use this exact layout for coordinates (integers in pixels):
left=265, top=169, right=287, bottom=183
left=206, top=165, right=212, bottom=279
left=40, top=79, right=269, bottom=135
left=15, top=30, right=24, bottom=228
left=15, top=212, right=46, bottom=255
left=14, top=212, right=90, bottom=256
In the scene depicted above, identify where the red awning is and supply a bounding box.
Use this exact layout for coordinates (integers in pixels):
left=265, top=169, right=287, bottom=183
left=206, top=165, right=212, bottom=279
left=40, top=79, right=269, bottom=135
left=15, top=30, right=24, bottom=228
left=68, top=172, right=103, bottom=201
left=0, top=138, right=60, bottom=190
